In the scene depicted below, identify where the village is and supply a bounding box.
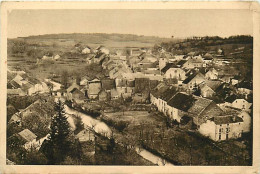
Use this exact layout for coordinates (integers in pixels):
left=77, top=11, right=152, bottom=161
left=7, top=35, right=253, bottom=165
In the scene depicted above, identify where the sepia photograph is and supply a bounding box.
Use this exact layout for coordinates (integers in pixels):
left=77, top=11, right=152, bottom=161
left=1, top=1, right=260, bottom=173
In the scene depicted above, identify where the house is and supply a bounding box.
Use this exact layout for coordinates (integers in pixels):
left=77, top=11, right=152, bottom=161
left=7, top=88, right=26, bottom=96
left=166, top=93, right=197, bottom=122
left=110, top=88, right=119, bottom=100
left=99, top=90, right=109, bottom=101
left=199, top=115, right=243, bottom=141
left=96, top=46, right=110, bottom=55
left=13, top=74, right=28, bottom=86
left=101, top=79, right=116, bottom=92
left=204, top=68, right=218, bottom=80
left=16, top=129, right=37, bottom=149
left=21, top=83, right=35, bottom=95
left=8, top=80, right=21, bottom=89
left=68, top=88, right=86, bottom=103
left=166, top=93, right=224, bottom=125
left=82, top=47, right=91, bottom=54
left=218, top=105, right=252, bottom=133
left=150, top=82, right=169, bottom=107
left=45, top=79, right=62, bottom=92
left=182, top=72, right=205, bottom=90
left=94, top=53, right=107, bottom=64
left=157, top=86, right=178, bottom=114
left=162, top=65, right=186, bottom=81
left=67, top=82, right=80, bottom=93
left=182, top=56, right=204, bottom=69
left=132, top=92, right=149, bottom=104
left=199, top=83, right=215, bottom=98
left=159, top=58, right=169, bottom=70
left=236, top=80, right=253, bottom=96
left=219, top=75, right=234, bottom=83
left=232, top=99, right=252, bottom=111
left=199, top=80, right=222, bottom=98
left=54, top=54, right=61, bottom=60
left=80, top=76, right=91, bottom=86
left=87, top=78, right=102, bottom=99
left=52, top=88, right=67, bottom=99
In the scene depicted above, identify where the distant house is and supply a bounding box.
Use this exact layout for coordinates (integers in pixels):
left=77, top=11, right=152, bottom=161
left=199, top=115, right=244, bottom=141
left=82, top=47, right=91, bottom=54
left=7, top=88, right=25, bottom=96
left=182, top=56, right=204, bottom=69
left=68, top=88, right=86, bottom=103
left=204, top=68, right=218, bottom=80
left=94, top=53, right=107, bottom=64
left=21, top=83, right=35, bottom=96
left=13, top=74, right=28, bottom=86
left=67, top=82, right=80, bottom=94
left=199, top=80, right=222, bottom=98
left=8, top=80, right=21, bottom=89
left=182, top=72, right=205, bottom=90
left=101, top=79, right=116, bottom=92
left=132, top=92, right=149, bottom=104
left=45, top=79, right=62, bottom=92
left=219, top=75, right=234, bottom=83
left=159, top=58, right=169, bottom=70
left=54, top=54, right=61, bottom=60
left=99, top=90, right=108, bottom=101
left=110, top=88, right=119, bottom=100
left=162, top=64, right=186, bottom=81
left=80, top=76, right=91, bottom=86
left=87, top=78, right=101, bottom=99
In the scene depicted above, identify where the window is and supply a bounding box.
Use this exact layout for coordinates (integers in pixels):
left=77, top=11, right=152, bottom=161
left=226, top=127, right=230, bottom=133
left=219, top=128, right=222, bottom=133
left=219, top=134, right=221, bottom=140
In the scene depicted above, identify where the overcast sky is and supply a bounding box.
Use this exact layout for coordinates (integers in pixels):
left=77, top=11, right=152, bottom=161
left=8, top=9, right=253, bottom=38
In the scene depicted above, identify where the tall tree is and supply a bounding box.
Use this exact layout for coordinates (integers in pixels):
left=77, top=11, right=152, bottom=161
left=42, top=100, right=72, bottom=164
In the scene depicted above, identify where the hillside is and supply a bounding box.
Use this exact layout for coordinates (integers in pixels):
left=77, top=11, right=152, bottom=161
left=12, top=33, right=174, bottom=49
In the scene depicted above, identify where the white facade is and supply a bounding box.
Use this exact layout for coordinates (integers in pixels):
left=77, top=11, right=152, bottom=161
left=238, top=111, right=251, bottom=133
left=199, top=119, right=243, bottom=141
left=232, top=99, right=252, bottom=111
left=164, top=68, right=186, bottom=80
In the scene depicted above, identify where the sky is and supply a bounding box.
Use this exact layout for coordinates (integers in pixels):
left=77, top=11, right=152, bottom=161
left=7, top=9, right=253, bottom=38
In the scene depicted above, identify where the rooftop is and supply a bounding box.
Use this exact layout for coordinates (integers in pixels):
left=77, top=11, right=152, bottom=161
left=18, top=129, right=37, bottom=142
left=210, top=115, right=243, bottom=125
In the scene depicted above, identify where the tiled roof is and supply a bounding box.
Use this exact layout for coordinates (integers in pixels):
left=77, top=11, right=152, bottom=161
left=177, top=60, right=187, bottom=66
left=160, top=86, right=178, bottom=101
left=236, top=81, right=253, bottom=90
left=205, top=80, right=222, bottom=91
left=150, top=83, right=168, bottom=98
left=18, top=129, right=37, bottom=142
left=188, top=96, right=212, bottom=115
left=167, top=92, right=196, bottom=112
left=101, top=79, right=115, bottom=90
left=161, top=63, right=179, bottom=73
left=210, top=115, right=243, bottom=125
left=182, top=72, right=204, bottom=84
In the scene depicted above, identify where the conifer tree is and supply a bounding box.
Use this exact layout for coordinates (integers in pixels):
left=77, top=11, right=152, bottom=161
left=42, top=100, right=72, bottom=164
